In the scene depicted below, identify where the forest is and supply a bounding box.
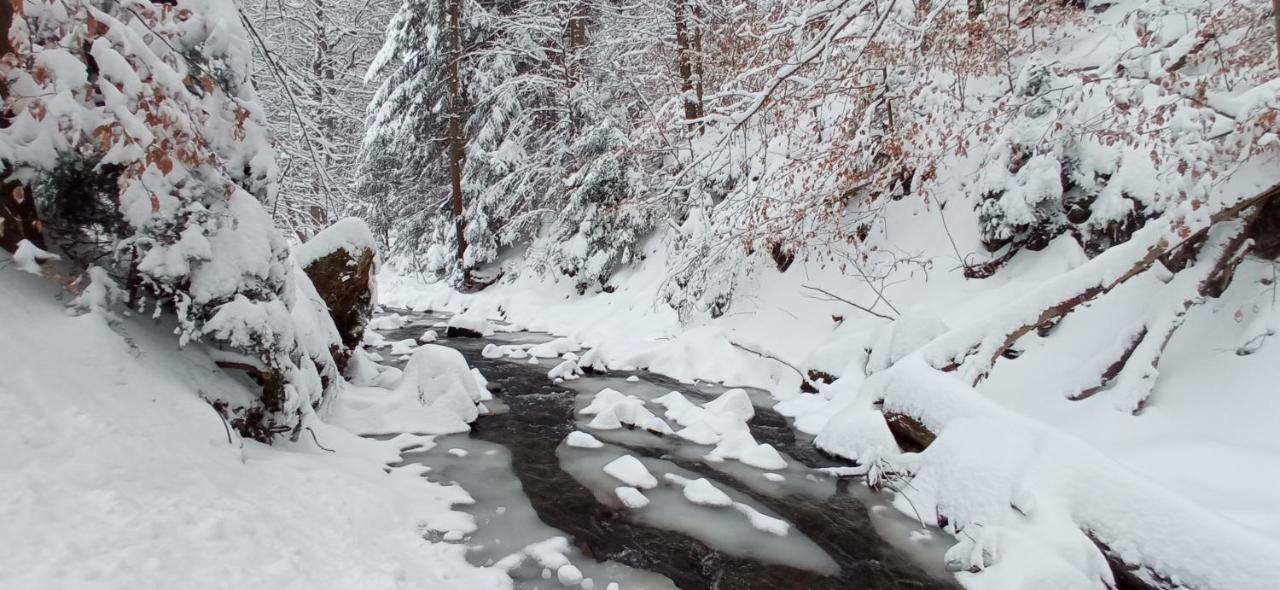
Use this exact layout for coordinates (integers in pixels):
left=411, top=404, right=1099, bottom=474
left=2, top=0, right=1279, bottom=589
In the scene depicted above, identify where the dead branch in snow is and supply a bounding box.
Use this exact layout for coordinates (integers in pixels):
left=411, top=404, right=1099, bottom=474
left=800, top=284, right=898, bottom=320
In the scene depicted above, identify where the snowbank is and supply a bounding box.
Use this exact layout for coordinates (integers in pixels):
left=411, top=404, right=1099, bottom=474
left=0, top=268, right=505, bottom=589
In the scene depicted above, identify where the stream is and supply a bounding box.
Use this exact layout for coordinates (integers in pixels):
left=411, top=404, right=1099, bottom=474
left=372, top=310, right=956, bottom=590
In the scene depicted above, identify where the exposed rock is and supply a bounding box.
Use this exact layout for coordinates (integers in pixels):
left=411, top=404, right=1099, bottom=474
left=883, top=411, right=936, bottom=453
left=297, top=218, right=377, bottom=373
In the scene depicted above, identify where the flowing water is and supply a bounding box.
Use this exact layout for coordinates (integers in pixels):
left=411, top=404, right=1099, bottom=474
left=374, top=310, right=955, bottom=590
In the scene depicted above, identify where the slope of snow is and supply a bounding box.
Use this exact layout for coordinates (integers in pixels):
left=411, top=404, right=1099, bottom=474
left=0, top=267, right=506, bottom=589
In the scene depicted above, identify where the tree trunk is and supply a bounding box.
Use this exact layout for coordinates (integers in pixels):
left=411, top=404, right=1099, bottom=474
left=968, top=0, right=984, bottom=18
left=445, top=0, right=468, bottom=270
left=673, top=0, right=703, bottom=130
left=0, top=2, right=43, bottom=255
left=1272, top=0, right=1280, bottom=73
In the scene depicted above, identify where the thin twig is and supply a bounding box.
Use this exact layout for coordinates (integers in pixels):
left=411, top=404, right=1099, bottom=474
left=800, top=284, right=897, bottom=320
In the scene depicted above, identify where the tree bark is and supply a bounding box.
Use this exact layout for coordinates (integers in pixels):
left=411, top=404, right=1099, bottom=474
left=967, top=0, right=984, bottom=19
left=673, top=0, right=703, bottom=131
left=445, top=0, right=468, bottom=269
left=1273, top=0, right=1280, bottom=73
left=0, top=3, right=43, bottom=255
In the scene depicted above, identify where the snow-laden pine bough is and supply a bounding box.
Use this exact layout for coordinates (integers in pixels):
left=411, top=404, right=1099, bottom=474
left=0, top=0, right=374, bottom=442
left=818, top=181, right=1280, bottom=589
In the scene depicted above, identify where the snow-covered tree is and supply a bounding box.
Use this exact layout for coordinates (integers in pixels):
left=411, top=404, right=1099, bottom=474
left=1, top=0, right=336, bottom=441
left=240, top=0, right=395, bottom=239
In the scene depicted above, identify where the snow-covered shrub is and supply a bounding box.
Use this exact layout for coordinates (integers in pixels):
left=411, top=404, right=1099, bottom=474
left=1, top=0, right=330, bottom=440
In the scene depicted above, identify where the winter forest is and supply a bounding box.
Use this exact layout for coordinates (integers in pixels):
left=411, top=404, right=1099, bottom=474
left=3, top=0, right=1280, bottom=588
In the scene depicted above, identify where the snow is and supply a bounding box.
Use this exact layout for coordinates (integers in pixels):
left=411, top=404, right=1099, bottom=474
left=12, top=240, right=59, bottom=274
left=614, top=487, right=650, bottom=509
left=601, top=455, right=658, bottom=489
left=0, top=268, right=505, bottom=590
left=369, top=313, right=408, bottom=330
left=739, top=444, right=787, bottom=471
left=665, top=475, right=733, bottom=508
left=294, top=217, right=377, bottom=270
left=448, top=314, right=494, bottom=336
left=732, top=503, right=790, bottom=537
left=329, top=344, right=484, bottom=435
left=565, top=431, right=605, bottom=449
left=419, top=329, right=439, bottom=343
left=389, top=338, right=418, bottom=355
left=556, top=564, right=583, bottom=586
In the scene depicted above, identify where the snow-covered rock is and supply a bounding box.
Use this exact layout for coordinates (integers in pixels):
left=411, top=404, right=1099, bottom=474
left=565, top=431, right=604, bottom=449
left=602, top=455, right=657, bottom=489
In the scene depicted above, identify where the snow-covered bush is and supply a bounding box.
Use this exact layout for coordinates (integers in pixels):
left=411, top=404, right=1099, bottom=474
left=1, top=0, right=331, bottom=440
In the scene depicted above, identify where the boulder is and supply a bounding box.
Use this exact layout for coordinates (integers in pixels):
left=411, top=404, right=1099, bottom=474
left=296, top=218, right=377, bottom=373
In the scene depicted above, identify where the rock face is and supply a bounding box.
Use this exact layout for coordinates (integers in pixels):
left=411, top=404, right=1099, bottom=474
left=297, top=218, right=378, bottom=373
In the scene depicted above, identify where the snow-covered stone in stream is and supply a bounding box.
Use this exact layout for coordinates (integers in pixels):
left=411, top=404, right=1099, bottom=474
left=548, top=359, right=583, bottom=380
left=418, top=329, right=438, bottom=343
left=703, top=388, right=754, bottom=422
left=740, top=444, right=787, bottom=470
left=666, top=475, right=732, bottom=507
left=507, top=347, right=530, bottom=359
left=602, top=455, right=657, bottom=489
left=527, top=355, right=540, bottom=364
left=562, top=352, right=580, bottom=361
left=481, top=343, right=504, bottom=359
left=470, top=368, right=492, bottom=401
left=732, top=503, right=789, bottom=536
left=389, top=345, right=484, bottom=424
left=614, top=487, right=650, bottom=509
left=581, top=388, right=629, bottom=415
left=389, top=338, right=418, bottom=355
left=675, top=420, right=721, bottom=445
left=368, top=314, right=407, bottom=330
left=707, top=429, right=758, bottom=462
left=447, top=448, right=468, bottom=457
left=447, top=315, right=493, bottom=337
left=565, top=431, right=604, bottom=449
left=641, top=416, right=675, bottom=436
left=587, top=410, right=622, bottom=430
left=362, top=330, right=386, bottom=347
left=763, top=473, right=785, bottom=483
left=626, top=375, right=640, bottom=382
left=529, top=337, right=580, bottom=359
left=556, top=565, right=583, bottom=586
left=654, top=391, right=700, bottom=423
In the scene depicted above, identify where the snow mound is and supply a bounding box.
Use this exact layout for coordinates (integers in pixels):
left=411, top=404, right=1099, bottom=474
left=293, top=217, right=376, bottom=269
left=602, top=455, right=657, bottom=489
left=565, top=431, right=604, bottom=449
left=740, top=444, right=787, bottom=471
left=330, top=345, right=484, bottom=435
left=369, top=313, right=408, bottom=330
left=666, top=475, right=733, bottom=507
left=615, top=487, right=650, bottom=509
left=447, top=315, right=494, bottom=336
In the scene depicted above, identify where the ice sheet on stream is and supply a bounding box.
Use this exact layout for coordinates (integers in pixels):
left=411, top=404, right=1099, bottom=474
left=399, top=435, right=676, bottom=590
left=372, top=310, right=954, bottom=581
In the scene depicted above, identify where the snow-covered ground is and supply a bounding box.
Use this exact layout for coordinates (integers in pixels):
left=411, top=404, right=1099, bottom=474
left=378, top=184, right=1280, bottom=587
left=0, top=264, right=507, bottom=589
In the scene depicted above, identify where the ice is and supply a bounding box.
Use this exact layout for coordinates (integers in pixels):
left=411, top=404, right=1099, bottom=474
left=602, top=455, right=658, bottom=489
left=733, top=503, right=789, bottom=536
